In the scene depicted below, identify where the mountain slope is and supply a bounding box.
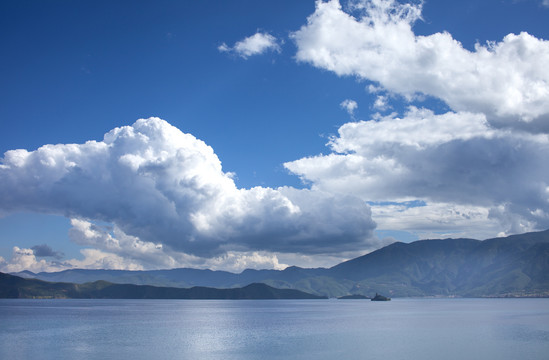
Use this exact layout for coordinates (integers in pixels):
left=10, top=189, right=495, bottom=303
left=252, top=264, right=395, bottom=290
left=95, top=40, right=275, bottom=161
left=329, top=230, right=549, bottom=297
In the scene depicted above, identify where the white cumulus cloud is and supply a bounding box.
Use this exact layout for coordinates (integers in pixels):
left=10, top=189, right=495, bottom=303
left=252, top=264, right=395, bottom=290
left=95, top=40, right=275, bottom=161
left=219, top=32, right=281, bottom=58
left=284, top=0, right=549, bottom=238
left=0, top=246, right=145, bottom=273
left=292, top=0, right=549, bottom=130
left=285, top=108, right=549, bottom=237
left=0, top=118, right=377, bottom=264
left=0, top=247, right=54, bottom=273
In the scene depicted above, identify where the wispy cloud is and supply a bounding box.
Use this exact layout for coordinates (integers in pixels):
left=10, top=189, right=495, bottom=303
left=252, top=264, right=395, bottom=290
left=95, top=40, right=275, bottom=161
left=219, top=32, right=281, bottom=59
left=340, top=99, right=358, bottom=118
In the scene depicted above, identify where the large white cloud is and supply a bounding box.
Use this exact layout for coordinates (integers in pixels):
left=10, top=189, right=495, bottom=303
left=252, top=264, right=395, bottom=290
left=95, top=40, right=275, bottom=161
left=292, top=0, right=549, bottom=130
left=0, top=118, right=377, bottom=262
left=285, top=108, right=549, bottom=236
left=284, top=0, right=549, bottom=238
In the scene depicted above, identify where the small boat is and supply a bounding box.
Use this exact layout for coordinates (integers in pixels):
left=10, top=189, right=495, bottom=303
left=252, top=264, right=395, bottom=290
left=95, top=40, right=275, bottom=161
left=371, top=293, right=391, bottom=301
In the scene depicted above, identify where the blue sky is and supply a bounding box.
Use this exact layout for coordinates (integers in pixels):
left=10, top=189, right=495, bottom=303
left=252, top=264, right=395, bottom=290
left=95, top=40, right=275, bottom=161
left=1, top=0, right=548, bottom=272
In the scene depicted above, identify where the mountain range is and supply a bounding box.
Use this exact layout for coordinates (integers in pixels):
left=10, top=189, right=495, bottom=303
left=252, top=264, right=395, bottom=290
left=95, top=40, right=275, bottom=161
left=0, top=272, right=326, bottom=299
left=11, top=229, right=549, bottom=298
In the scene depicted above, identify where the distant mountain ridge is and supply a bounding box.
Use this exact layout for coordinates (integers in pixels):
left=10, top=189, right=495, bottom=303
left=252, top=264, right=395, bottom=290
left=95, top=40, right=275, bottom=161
left=12, top=229, right=549, bottom=298
left=0, top=272, right=326, bottom=299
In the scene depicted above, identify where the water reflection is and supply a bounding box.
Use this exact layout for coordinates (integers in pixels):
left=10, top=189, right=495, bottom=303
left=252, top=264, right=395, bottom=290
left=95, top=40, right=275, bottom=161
left=1, top=298, right=548, bottom=360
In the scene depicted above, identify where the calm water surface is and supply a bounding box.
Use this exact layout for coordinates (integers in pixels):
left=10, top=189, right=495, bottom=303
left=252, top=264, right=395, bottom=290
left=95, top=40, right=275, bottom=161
left=1, top=298, right=548, bottom=360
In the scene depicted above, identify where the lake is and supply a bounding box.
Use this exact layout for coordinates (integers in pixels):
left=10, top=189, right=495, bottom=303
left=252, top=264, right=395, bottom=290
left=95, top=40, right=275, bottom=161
left=1, top=298, right=548, bottom=359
